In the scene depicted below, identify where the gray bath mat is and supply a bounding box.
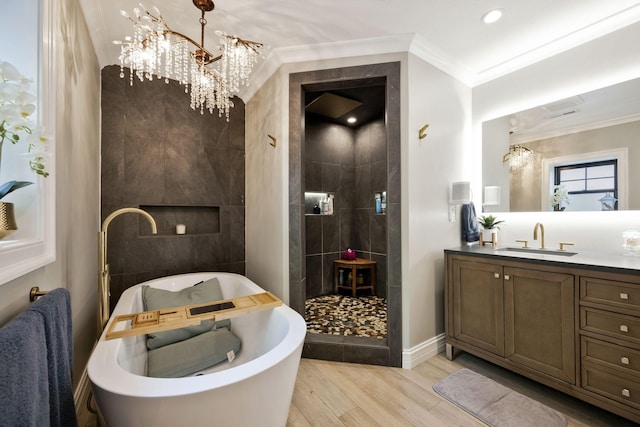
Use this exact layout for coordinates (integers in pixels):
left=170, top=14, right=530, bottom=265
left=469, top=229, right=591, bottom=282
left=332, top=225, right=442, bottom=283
left=433, top=368, right=567, bottom=427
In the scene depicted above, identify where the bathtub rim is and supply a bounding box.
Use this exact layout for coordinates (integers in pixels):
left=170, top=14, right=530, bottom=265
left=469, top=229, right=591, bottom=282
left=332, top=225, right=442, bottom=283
left=87, top=272, right=306, bottom=398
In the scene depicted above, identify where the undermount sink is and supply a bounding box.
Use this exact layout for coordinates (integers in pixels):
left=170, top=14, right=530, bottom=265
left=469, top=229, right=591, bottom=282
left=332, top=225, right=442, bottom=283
left=497, top=247, right=578, bottom=257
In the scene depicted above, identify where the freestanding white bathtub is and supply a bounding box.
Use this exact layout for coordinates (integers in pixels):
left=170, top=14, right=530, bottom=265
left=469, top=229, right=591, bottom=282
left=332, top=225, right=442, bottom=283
left=88, top=272, right=306, bottom=427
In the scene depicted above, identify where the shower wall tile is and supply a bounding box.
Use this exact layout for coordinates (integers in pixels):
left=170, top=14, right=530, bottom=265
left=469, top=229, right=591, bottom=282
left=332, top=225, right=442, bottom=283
left=370, top=120, right=387, bottom=163
left=371, top=161, right=387, bottom=193
left=305, top=161, right=322, bottom=192
left=322, top=253, right=339, bottom=294
left=338, top=166, right=355, bottom=209
left=371, top=253, right=387, bottom=298
left=101, top=65, right=245, bottom=304
left=354, top=165, right=371, bottom=209
left=305, top=255, right=323, bottom=297
left=289, top=279, right=305, bottom=314
left=354, top=208, right=371, bottom=252
left=322, top=215, right=340, bottom=253
left=321, top=163, right=340, bottom=193
left=339, top=208, right=354, bottom=249
left=387, top=202, right=402, bottom=286
left=371, top=213, right=387, bottom=254
left=305, top=215, right=322, bottom=255
left=289, top=204, right=304, bottom=282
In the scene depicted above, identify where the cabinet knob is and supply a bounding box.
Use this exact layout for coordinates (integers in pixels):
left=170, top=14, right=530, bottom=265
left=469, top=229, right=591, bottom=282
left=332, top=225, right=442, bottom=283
left=504, top=274, right=510, bottom=280
left=620, top=325, right=629, bottom=333
left=620, top=293, right=629, bottom=300
left=494, top=273, right=500, bottom=279
left=622, top=388, right=631, bottom=398
left=622, top=356, right=630, bottom=365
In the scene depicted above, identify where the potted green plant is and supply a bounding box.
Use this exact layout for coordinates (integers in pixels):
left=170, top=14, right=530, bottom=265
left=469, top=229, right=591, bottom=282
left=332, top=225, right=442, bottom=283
left=478, top=214, right=504, bottom=230
left=478, top=214, right=504, bottom=245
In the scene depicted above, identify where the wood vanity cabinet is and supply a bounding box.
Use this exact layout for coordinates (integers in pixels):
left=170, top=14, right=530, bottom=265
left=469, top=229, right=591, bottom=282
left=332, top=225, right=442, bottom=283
left=445, top=250, right=640, bottom=423
left=448, top=255, right=575, bottom=384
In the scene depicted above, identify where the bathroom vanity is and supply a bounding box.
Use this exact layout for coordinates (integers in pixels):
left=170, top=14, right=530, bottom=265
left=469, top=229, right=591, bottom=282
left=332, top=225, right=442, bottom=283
left=444, top=245, right=640, bottom=423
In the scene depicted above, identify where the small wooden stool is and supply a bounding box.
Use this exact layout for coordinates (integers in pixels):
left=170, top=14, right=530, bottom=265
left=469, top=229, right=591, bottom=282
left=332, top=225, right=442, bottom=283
left=333, top=258, right=376, bottom=297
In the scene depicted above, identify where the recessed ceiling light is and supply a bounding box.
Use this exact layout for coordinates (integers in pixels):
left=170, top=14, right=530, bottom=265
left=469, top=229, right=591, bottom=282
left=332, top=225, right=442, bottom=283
left=347, top=117, right=357, bottom=124
left=481, top=9, right=503, bottom=24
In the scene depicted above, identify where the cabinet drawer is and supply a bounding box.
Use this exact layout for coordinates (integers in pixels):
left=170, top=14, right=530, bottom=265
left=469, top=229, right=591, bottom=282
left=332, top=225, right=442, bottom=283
left=581, top=277, right=640, bottom=312
left=582, top=336, right=640, bottom=375
left=581, top=308, right=640, bottom=345
left=582, top=363, right=640, bottom=410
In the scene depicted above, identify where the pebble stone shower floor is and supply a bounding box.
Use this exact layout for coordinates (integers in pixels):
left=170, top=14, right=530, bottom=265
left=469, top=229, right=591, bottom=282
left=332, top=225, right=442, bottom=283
left=304, top=294, right=387, bottom=339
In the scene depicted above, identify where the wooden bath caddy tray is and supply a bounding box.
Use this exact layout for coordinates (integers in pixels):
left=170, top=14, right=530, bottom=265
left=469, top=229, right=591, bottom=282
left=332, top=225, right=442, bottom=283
left=105, top=292, right=282, bottom=340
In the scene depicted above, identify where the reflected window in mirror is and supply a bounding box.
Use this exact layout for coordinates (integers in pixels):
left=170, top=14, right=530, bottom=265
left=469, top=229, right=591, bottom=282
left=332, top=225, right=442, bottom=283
left=553, top=160, right=617, bottom=211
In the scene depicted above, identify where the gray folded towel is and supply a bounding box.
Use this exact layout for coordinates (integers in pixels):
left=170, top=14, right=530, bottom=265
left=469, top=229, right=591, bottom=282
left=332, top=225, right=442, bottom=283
left=0, top=288, right=77, bottom=427
left=0, top=308, right=50, bottom=426
left=461, top=202, right=480, bottom=243
left=29, top=288, right=77, bottom=427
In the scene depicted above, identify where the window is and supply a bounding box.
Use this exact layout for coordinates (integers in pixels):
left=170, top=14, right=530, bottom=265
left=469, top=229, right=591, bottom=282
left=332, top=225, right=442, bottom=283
left=0, top=0, right=55, bottom=285
left=553, top=160, right=617, bottom=211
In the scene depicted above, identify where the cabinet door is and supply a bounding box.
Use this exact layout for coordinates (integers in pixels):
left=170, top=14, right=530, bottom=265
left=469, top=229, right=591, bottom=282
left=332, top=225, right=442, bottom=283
left=451, top=258, right=505, bottom=356
left=504, top=267, right=575, bottom=383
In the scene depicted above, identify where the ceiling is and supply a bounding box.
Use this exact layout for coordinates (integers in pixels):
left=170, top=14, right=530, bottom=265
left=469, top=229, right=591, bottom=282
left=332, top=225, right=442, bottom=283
left=80, top=0, right=640, bottom=92
left=507, top=77, right=640, bottom=144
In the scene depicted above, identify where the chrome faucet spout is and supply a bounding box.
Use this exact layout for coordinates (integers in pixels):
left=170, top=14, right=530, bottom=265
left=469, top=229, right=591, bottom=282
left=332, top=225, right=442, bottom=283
left=533, top=222, right=545, bottom=249
left=98, top=208, right=157, bottom=338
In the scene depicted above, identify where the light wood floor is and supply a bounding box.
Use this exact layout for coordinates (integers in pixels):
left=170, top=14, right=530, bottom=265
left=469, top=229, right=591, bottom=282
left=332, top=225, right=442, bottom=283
left=287, top=353, right=637, bottom=427
left=80, top=352, right=637, bottom=426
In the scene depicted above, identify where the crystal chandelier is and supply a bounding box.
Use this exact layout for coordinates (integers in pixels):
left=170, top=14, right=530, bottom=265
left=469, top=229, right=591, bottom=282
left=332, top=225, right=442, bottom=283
left=114, top=0, right=263, bottom=119
left=502, top=144, right=534, bottom=173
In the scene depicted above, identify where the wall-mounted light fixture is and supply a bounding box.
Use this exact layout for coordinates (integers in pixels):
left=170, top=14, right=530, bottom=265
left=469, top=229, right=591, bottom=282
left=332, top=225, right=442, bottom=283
left=502, top=145, right=534, bottom=173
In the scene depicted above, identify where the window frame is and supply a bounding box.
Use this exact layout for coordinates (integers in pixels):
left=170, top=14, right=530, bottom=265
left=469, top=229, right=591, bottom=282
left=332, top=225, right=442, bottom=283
left=0, top=0, right=56, bottom=285
left=541, top=148, right=628, bottom=212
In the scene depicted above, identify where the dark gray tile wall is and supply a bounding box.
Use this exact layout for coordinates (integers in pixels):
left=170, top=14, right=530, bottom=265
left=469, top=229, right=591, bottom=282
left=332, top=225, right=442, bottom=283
left=304, top=117, right=387, bottom=299
left=101, top=65, right=246, bottom=309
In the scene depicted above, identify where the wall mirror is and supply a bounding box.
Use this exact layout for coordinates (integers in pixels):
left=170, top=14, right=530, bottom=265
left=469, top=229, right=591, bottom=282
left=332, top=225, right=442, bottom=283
left=482, top=77, right=640, bottom=213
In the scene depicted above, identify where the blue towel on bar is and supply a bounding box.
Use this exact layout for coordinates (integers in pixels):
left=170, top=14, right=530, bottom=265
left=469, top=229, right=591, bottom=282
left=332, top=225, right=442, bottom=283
left=0, top=308, right=50, bottom=426
left=461, top=202, right=480, bottom=243
left=29, top=288, right=77, bottom=427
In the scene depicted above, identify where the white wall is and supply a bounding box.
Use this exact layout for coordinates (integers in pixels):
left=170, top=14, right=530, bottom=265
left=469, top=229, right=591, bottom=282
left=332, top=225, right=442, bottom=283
left=404, top=53, right=472, bottom=347
left=245, top=67, right=289, bottom=301
left=473, top=21, right=640, bottom=254
left=0, top=0, right=101, bottom=388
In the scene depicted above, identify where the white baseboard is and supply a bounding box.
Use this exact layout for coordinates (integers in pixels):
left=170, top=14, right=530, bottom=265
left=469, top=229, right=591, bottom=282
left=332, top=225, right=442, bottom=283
left=402, top=333, right=446, bottom=369
left=74, top=368, right=91, bottom=417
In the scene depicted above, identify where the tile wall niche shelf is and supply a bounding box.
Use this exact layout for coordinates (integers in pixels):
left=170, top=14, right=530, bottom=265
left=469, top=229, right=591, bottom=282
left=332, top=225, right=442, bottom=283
left=374, top=191, right=387, bottom=215
left=139, top=205, right=220, bottom=236
left=304, top=192, right=335, bottom=215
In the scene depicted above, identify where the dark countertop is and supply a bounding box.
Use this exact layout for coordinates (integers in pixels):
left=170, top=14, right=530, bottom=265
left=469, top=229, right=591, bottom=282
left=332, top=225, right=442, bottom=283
left=445, top=244, right=640, bottom=275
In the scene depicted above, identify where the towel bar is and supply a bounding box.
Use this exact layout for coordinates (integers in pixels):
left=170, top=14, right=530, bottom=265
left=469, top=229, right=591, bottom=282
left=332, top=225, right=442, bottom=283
left=30, top=286, right=48, bottom=302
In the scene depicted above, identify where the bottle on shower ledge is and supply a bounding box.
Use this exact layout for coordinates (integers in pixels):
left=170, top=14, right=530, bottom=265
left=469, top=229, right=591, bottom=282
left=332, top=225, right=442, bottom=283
left=320, top=197, right=329, bottom=214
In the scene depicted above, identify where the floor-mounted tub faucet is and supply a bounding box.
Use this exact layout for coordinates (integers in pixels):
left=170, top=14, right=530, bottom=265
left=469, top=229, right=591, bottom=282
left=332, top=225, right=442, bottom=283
left=98, top=208, right=157, bottom=337
left=533, top=222, right=545, bottom=249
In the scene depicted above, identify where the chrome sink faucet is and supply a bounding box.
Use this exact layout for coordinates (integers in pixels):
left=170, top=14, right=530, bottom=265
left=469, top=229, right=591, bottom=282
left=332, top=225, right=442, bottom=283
left=533, top=222, right=545, bottom=249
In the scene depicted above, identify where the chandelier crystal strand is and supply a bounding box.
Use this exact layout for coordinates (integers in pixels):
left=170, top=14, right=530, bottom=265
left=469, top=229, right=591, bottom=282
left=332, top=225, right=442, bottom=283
left=115, top=2, right=263, bottom=119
